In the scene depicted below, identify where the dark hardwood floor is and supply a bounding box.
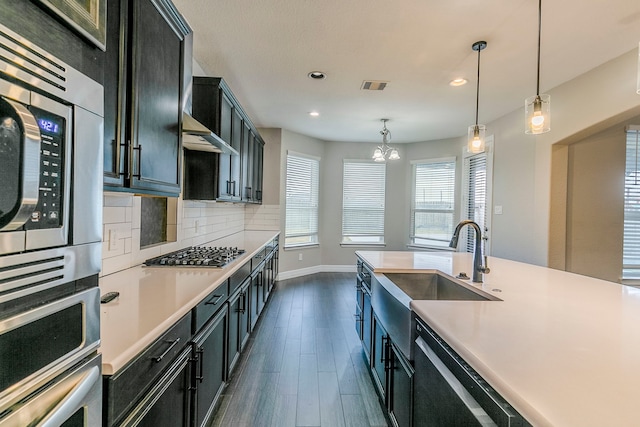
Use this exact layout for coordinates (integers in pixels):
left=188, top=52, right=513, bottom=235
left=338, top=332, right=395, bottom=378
left=210, top=272, right=388, bottom=427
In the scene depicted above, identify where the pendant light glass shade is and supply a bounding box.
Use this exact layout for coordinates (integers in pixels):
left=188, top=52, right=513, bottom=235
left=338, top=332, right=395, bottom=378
left=468, top=124, right=486, bottom=153
left=467, top=41, right=487, bottom=153
left=525, top=94, right=551, bottom=134
left=526, top=0, right=551, bottom=134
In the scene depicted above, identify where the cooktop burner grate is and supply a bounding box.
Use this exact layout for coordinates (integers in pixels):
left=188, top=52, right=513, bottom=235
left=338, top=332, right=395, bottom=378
left=144, top=246, right=246, bottom=268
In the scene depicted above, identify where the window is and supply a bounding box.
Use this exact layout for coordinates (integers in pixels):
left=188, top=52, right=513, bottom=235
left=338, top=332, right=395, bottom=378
left=410, top=158, right=456, bottom=248
left=623, top=126, right=640, bottom=279
left=342, top=161, right=386, bottom=244
left=460, top=138, right=493, bottom=254
left=285, top=152, right=320, bottom=248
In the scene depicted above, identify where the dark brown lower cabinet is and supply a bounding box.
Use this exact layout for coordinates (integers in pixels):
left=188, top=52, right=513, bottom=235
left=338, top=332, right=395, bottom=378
left=249, top=265, right=264, bottom=331
left=103, top=240, right=278, bottom=427
left=127, top=348, right=192, bottom=427
left=192, top=304, right=228, bottom=427
left=227, top=278, right=251, bottom=376
left=371, top=314, right=388, bottom=401
left=389, top=343, right=413, bottom=427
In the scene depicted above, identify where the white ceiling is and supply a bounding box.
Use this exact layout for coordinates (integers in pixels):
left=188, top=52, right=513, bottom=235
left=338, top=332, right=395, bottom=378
left=173, top=0, right=640, bottom=144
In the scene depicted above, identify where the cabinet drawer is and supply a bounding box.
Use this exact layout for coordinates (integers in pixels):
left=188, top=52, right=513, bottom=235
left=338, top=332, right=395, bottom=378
left=251, top=247, right=267, bottom=270
left=229, top=260, right=251, bottom=293
left=103, top=312, right=192, bottom=427
left=193, top=282, right=229, bottom=333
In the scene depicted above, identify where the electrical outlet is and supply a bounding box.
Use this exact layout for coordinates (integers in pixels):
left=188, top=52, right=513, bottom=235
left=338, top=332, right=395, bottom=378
left=108, top=229, right=118, bottom=251
left=494, top=205, right=503, bottom=215
left=298, top=253, right=303, bottom=261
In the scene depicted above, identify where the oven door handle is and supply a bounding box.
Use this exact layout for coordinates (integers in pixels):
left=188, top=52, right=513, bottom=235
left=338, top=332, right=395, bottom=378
left=0, top=363, right=100, bottom=427
left=35, top=365, right=100, bottom=427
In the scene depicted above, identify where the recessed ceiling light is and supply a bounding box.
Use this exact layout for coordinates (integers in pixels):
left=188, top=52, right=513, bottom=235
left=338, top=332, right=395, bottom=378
left=449, top=78, right=468, bottom=87
left=309, top=111, right=320, bottom=117
left=308, top=71, right=327, bottom=80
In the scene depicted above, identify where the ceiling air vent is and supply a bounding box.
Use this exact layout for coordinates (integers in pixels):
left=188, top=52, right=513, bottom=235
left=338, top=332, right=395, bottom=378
left=361, top=80, right=388, bottom=91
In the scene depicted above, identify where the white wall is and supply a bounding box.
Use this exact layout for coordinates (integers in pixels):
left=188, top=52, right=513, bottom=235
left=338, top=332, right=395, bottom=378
left=487, top=47, right=640, bottom=266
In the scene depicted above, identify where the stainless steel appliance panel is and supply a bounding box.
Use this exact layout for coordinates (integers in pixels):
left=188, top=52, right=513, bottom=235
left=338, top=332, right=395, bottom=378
left=0, top=24, right=104, bottom=116
left=23, top=94, right=72, bottom=251
left=0, top=287, right=100, bottom=409
left=0, top=244, right=101, bottom=304
left=72, top=105, right=103, bottom=246
left=0, top=353, right=102, bottom=427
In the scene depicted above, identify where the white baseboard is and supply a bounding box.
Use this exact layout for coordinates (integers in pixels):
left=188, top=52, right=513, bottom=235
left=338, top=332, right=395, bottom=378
left=276, top=264, right=357, bottom=281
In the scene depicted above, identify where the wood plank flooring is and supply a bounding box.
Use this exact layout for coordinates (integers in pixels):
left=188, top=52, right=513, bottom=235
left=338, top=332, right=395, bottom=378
left=210, top=272, right=388, bottom=427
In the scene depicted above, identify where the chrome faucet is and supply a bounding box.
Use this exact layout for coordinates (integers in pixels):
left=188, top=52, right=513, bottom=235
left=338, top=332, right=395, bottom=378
left=449, top=220, right=490, bottom=283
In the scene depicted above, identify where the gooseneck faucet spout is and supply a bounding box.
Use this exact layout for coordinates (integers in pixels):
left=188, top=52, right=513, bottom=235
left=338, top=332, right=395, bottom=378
left=449, top=220, right=490, bottom=283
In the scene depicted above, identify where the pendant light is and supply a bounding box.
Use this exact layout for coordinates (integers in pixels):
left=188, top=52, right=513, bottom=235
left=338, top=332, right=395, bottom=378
left=372, top=119, right=399, bottom=162
left=468, top=41, right=487, bottom=154
left=525, top=0, right=551, bottom=134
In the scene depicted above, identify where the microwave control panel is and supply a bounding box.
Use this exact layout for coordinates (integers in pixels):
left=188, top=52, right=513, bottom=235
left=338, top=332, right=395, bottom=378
left=24, top=107, right=65, bottom=231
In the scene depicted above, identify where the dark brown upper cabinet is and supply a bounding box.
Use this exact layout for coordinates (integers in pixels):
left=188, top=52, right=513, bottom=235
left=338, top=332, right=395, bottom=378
left=186, top=77, right=264, bottom=203
left=104, top=0, right=190, bottom=197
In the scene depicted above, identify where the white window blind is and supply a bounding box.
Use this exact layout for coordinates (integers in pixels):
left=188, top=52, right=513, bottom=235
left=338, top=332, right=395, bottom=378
left=410, top=158, right=456, bottom=248
left=462, top=153, right=488, bottom=253
left=342, top=161, right=386, bottom=244
left=623, top=126, right=640, bottom=279
left=285, top=152, right=319, bottom=248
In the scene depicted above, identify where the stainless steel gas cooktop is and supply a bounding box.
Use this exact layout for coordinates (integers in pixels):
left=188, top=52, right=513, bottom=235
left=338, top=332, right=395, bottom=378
left=144, top=246, right=246, bottom=268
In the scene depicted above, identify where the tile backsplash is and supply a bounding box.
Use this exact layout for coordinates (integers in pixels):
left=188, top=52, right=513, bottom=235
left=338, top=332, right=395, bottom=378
left=101, top=192, right=280, bottom=277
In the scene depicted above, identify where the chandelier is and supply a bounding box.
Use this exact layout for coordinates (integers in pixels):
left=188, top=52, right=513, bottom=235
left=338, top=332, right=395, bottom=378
left=372, top=119, right=399, bottom=162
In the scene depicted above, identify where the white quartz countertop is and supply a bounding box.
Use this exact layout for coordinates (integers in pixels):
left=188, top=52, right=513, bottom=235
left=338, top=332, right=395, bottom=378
left=356, top=250, right=640, bottom=427
left=99, top=230, right=279, bottom=375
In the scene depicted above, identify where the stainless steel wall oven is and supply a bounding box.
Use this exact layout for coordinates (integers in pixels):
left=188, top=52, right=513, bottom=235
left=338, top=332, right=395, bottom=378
left=0, top=22, right=103, bottom=426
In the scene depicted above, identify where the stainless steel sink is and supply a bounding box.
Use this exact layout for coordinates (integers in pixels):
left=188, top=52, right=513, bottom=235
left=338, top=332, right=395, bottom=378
left=371, top=272, right=500, bottom=360
left=382, top=273, right=500, bottom=301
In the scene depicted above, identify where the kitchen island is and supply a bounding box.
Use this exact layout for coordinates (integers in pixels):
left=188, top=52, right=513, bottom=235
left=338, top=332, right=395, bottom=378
left=356, top=250, right=640, bottom=427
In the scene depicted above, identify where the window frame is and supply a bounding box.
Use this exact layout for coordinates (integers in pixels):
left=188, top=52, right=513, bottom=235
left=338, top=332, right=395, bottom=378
left=459, top=137, right=494, bottom=255
left=623, top=126, right=640, bottom=281
left=409, top=156, right=457, bottom=250
left=341, top=159, right=387, bottom=246
left=284, top=150, right=320, bottom=249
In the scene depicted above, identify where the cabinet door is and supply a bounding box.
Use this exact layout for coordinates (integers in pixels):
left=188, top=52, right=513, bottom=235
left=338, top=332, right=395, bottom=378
left=224, top=280, right=250, bottom=377
left=238, top=280, right=251, bottom=351
left=252, top=136, right=264, bottom=203
left=217, top=93, right=233, bottom=200
left=241, top=122, right=253, bottom=201
left=194, top=306, right=227, bottom=427
left=128, top=0, right=183, bottom=196
left=249, top=270, right=263, bottom=331
left=229, top=109, right=242, bottom=199
left=389, top=343, right=413, bottom=427
left=362, top=289, right=372, bottom=363
left=103, top=0, right=126, bottom=187
left=371, top=315, right=388, bottom=401
left=135, top=353, right=191, bottom=427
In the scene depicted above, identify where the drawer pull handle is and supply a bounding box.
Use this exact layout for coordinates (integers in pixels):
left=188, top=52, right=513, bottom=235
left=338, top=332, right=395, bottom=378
left=205, top=294, right=224, bottom=306
left=152, top=338, right=180, bottom=363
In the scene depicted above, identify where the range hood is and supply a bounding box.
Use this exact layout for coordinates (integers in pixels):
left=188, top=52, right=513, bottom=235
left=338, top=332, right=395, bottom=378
left=182, top=112, right=239, bottom=155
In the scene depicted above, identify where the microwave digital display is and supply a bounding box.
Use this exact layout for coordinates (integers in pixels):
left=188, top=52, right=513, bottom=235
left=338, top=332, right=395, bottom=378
left=38, top=118, right=61, bottom=135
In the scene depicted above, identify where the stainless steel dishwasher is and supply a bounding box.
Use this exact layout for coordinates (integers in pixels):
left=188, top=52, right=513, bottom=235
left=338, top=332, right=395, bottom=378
left=413, top=317, right=529, bottom=427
